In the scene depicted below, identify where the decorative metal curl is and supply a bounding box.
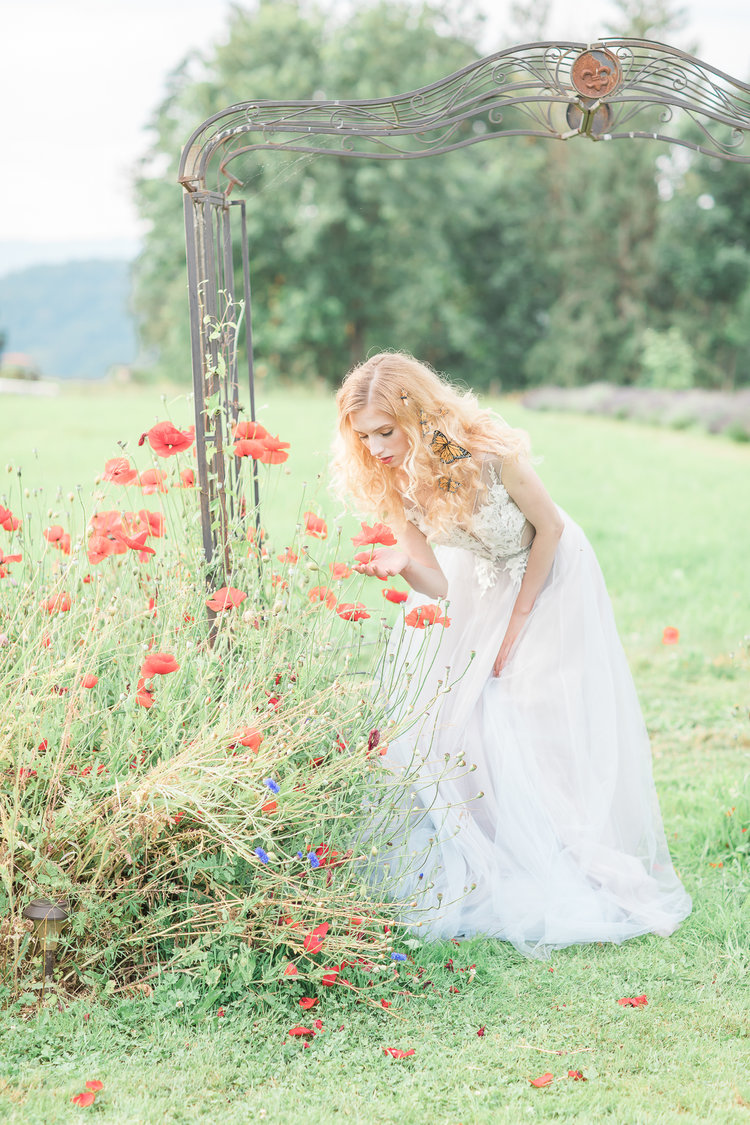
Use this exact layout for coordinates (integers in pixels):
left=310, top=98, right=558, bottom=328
left=179, top=37, right=750, bottom=192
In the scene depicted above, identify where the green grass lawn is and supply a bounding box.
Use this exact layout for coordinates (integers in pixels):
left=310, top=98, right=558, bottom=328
left=1, top=382, right=748, bottom=1124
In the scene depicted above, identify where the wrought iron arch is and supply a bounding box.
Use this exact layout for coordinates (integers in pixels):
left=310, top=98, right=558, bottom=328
left=179, top=37, right=750, bottom=576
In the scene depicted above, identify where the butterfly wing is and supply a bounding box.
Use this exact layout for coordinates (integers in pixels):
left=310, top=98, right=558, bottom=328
left=419, top=410, right=431, bottom=437
left=431, top=430, right=471, bottom=465
left=437, top=475, right=460, bottom=493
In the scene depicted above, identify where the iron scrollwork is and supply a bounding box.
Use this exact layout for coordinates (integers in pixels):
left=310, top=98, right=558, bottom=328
left=179, top=37, right=750, bottom=194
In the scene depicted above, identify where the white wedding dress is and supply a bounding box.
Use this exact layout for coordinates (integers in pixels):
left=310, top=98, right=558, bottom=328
left=372, top=461, right=692, bottom=959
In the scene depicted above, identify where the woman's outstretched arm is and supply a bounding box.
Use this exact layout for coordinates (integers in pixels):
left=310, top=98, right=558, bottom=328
left=492, top=457, right=564, bottom=676
left=352, top=520, right=448, bottom=599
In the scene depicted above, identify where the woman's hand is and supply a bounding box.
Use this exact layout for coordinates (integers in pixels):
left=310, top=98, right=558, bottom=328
left=353, top=547, right=410, bottom=580
left=492, top=609, right=528, bottom=677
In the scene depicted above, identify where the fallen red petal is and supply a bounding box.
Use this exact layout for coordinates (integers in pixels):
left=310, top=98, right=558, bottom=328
left=529, top=1072, right=554, bottom=1088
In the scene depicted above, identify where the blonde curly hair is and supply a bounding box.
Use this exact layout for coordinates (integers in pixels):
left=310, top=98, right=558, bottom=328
left=331, top=351, right=530, bottom=537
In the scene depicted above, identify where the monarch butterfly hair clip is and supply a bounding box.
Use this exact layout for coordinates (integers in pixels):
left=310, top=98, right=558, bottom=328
left=438, top=475, right=460, bottom=493
left=400, top=390, right=409, bottom=404
left=430, top=429, right=471, bottom=466
left=419, top=409, right=431, bottom=438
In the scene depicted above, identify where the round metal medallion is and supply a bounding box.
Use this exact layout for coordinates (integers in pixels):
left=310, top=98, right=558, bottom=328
left=571, top=48, right=621, bottom=98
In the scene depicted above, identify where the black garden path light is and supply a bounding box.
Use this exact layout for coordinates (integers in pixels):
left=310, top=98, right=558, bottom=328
left=178, top=37, right=750, bottom=583
left=22, top=898, right=70, bottom=985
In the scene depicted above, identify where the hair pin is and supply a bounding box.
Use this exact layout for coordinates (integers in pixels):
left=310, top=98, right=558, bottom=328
left=430, top=430, right=471, bottom=465
left=438, top=475, right=460, bottom=493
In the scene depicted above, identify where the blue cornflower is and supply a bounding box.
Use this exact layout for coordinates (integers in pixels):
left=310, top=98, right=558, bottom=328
left=390, top=952, right=407, bottom=961
left=263, top=778, right=280, bottom=794
left=254, top=846, right=270, bottom=864
left=309, top=853, right=321, bottom=869
left=296, top=851, right=304, bottom=860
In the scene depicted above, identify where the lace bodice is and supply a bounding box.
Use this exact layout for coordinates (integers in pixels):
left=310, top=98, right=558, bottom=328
left=410, top=462, right=534, bottom=591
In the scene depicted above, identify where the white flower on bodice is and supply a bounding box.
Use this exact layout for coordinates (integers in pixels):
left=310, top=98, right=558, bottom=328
left=410, top=462, right=534, bottom=592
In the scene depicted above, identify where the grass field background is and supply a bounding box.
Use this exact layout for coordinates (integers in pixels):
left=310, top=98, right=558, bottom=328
left=1, top=382, right=748, bottom=1124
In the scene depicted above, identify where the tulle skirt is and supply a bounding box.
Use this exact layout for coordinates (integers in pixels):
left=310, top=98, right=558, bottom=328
left=369, top=511, right=692, bottom=959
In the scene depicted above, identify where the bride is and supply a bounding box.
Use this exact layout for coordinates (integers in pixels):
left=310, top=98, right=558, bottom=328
left=332, top=350, right=691, bottom=959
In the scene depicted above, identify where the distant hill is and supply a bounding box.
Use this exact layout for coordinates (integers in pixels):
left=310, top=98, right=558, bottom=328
left=0, top=259, right=138, bottom=379
left=0, top=238, right=140, bottom=278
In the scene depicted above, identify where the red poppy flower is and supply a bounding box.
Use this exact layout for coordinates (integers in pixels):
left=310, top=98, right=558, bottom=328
left=351, top=522, right=397, bottom=547
left=299, top=997, right=318, bottom=1010
left=0, top=505, right=20, bottom=532
left=233, top=420, right=269, bottom=442
left=87, top=535, right=115, bottom=565
left=138, top=469, right=168, bottom=494
left=141, top=651, right=180, bottom=677
left=321, top=967, right=339, bottom=986
left=206, top=586, right=247, bottom=612
left=303, top=922, right=329, bottom=954
left=568, top=1070, right=587, bottom=1081
left=284, top=963, right=298, bottom=977
left=617, top=994, right=648, bottom=1007
left=0, top=550, right=22, bottom=577
left=336, top=603, right=370, bottom=621
left=405, top=604, right=450, bottom=629
left=230, top=726, right=263, bottom=752
left=130, top=533, right=157, bottom=562
left=234, top=438, right=268, bottom=459
left=661, top=627, right=679, bottom=645
left=136, top=509, right=165, bottom=538
left=87, top=513, right=128, bottom=560
left=81, top=674, right=98, bottom=689
left=303, top=511, right=328, bottom=539
left=43, top=526, right=71, bottom=555
left=477, top=1026, right=486, bottom=1037
left=89, top=509, right=122, bottom=534
left=383, top=1048, right=415, bottom=1059
left=261, top=800, right=278, bottom=813
left=141, top=421, right=195, bottom=457
left=103, top=457, right=137, bottom=484
left=41, top=592, right=72, bottom=614
left=135, top=679, right=155, bottom=708
left=261, top=435, right=290, bottom=454
left=257, top=445, right=289, bottom=465
left=329, top=562, right=352, bottom=580
left=288, top=1026, right=316, bottom=1037
left=277, top=549, right=298, bottom=564
left=382, top=587, right=408, bottom=604
left=179, top=468, right=195, bottom=487
left=529, top=1072, right=553, bottom=1088
left=308, top=586, right=336, bottom=610
left=85, top=1081, right=104, bottom=1093
left=71, top=1091, right=96, bottom=1107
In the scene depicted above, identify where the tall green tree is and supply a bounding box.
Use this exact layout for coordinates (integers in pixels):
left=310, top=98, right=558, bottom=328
left=133, top=0, right=557, bottom=389
left=650, top=157, right=750, bottom=388
left=523, top=0, right=691, bottom=386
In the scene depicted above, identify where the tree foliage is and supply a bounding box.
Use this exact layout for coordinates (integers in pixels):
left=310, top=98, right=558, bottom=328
left=133, top=0, right=750, bottom=390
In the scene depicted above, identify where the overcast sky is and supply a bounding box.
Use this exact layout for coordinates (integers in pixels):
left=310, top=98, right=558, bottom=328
left=3, top=0, right=749, bottom=262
